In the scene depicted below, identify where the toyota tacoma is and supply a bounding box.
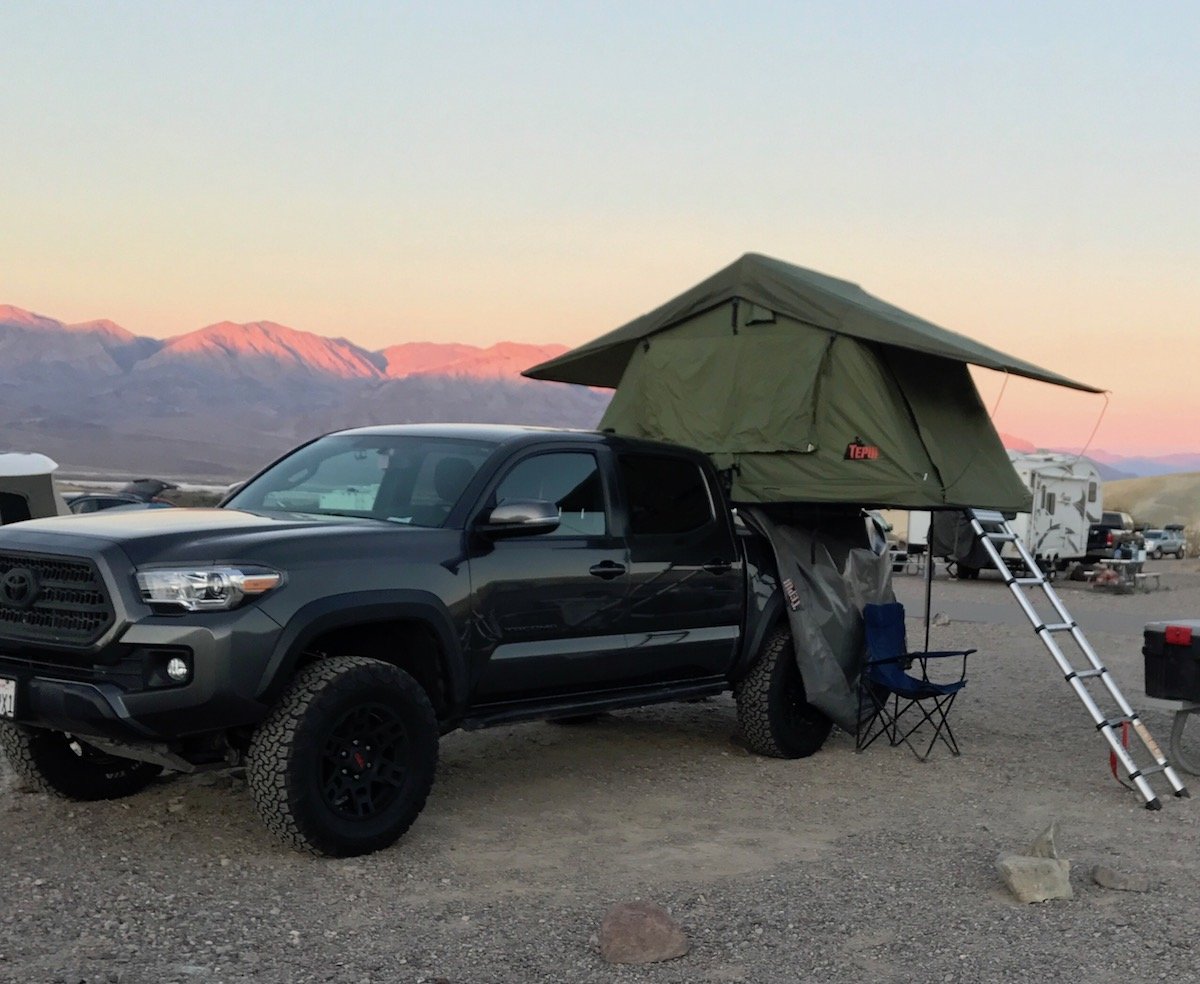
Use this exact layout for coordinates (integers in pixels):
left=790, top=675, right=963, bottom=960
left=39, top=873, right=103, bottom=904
left=0, top=425, right=837, bottom=856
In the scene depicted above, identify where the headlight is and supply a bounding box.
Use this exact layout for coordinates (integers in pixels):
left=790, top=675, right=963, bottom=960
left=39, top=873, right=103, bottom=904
left=136, top=566, right=282, bottom=611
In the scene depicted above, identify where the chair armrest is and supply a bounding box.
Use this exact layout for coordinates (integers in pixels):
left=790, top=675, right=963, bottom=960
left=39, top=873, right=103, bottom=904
left=907, top=649, right=976, bottom=660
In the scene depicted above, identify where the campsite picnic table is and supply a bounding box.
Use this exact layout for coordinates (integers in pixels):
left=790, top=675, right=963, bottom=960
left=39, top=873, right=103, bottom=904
left=1088, top=558, right=1153, bottom=592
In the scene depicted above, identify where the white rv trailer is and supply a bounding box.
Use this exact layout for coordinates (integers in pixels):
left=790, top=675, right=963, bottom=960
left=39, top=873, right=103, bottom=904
left=0, top=452, right=70, bottom=525
left=877, top=509, right=933, bottom=573
left=1005, top=451, right=1103, bottom=572
left=878, top=510, right=931, bottom=551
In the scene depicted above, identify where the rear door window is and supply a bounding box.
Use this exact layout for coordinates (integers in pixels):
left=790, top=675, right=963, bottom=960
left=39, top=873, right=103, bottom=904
left=618, top=453, right=714, bottom=535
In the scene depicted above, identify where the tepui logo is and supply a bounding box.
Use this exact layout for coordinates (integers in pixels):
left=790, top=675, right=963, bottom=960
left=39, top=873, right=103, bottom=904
left=844, top=437, right=881, bottom=461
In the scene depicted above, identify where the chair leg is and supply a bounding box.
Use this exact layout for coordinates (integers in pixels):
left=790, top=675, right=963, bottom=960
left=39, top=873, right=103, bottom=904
left=888, top=697, right=931, bottom=760
left=858, top=684, right=964, bottom=761
left=856, top=683, right=898, bottom=753
left=897, top=692, right=961, bottom=761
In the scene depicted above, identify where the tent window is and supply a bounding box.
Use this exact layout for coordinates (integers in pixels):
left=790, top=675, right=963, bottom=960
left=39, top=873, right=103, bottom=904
left=0, top=492, right=32, bottom=526
left=1088, top=481, right=1097, bottom=503
left=1046, top=492, right=1056, bottom=515
left=618, top=454, right=713, bottom=536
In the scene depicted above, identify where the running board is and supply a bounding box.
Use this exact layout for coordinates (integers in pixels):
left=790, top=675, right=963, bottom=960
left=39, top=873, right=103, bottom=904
left=461, top=678, right=728, bottom=730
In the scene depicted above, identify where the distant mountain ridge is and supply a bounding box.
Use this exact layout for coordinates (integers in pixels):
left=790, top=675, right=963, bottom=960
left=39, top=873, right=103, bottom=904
left=0, top=305, right=566, bottom=384
left=0, top=305, right=604, bottom=479
left=998, top=431, right=1195, bottom=480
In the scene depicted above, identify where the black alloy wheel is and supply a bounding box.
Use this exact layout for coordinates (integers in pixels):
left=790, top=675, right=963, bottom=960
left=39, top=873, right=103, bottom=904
left=319, top=703, right=410, bottom=820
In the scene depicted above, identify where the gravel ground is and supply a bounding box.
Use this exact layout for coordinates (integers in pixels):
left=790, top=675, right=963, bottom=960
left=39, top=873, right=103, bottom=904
left=3, top=558, right=1200, bottom=983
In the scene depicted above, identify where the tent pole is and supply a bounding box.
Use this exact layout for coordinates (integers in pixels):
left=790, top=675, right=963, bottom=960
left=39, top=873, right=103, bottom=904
left=923, top=541, right=934, bottom=652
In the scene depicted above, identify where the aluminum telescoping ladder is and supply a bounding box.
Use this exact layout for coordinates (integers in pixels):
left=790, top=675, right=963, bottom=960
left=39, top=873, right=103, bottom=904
left=967, top=508, right=1189, bottom=809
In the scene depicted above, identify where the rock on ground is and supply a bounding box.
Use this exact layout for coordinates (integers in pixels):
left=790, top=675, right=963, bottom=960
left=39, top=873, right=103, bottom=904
left=598, top=901, right=689, bottom=964
left=1092, top=864, right=1152, bottom=893
left=996, top=854, right=1074, bottom=903
left=1027, top=821, right=1060, bottom=859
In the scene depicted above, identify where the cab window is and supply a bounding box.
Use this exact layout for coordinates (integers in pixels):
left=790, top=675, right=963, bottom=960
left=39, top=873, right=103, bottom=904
left=493, top=452, right=607, bottom=537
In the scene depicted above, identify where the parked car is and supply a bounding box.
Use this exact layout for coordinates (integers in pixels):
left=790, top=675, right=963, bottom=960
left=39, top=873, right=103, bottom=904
left=0, top=424, right=847, bottom=857
left=63, top=478, right=178, bottom=514
left=64, top=492, right=175, bottom=514
left=1144, top=528, right=1187, bottom=559
left=1086, top=510, right=1142, bottom=562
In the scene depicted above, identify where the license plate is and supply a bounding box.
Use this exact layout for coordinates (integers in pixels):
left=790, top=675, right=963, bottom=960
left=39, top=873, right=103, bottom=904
left=0, top=678, right=15, bottom=719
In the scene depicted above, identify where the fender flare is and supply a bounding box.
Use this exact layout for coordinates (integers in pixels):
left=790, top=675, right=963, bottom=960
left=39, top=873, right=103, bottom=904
left=731, top=589, right=786, bottom=682
left=258, top=590, right=468, bottom=714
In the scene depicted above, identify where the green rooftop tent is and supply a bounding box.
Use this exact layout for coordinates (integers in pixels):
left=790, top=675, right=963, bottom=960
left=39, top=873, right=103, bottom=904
left=524, top=253, right=1102, bottom=512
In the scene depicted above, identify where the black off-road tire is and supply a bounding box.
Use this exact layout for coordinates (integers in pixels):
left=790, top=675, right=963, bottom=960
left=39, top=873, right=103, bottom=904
left=247, top=656, right=438, bottom=857
left=1154, top=548, right=1164, bottom=560
left=0, top=723, right=162, bottom=801
left=734, top=626, right=833, bottom=759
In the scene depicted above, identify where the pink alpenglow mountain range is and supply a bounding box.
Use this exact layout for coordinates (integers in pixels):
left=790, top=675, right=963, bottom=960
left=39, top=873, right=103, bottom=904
left=0, top=305, right=594, bottom=479
left=0, top=305, right=566, bottom=384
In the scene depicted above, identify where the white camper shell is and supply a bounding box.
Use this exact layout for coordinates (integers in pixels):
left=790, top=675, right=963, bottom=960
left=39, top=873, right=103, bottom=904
left=0, top=453, right=70, bottom=526
left=1006, top=451, right=1103, bottom=572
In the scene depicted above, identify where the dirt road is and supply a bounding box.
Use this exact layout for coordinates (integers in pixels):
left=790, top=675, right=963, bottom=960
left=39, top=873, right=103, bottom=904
left=3, top=560, right=1199, bottom=982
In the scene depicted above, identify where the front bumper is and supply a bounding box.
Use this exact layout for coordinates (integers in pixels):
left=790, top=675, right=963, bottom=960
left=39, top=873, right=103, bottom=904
left=0, top=607, right=283, bottom=743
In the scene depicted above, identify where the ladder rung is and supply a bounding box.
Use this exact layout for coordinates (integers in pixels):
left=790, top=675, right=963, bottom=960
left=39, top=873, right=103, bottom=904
left=1130, top=764, right=1169, bottom=780
left=1065, top=668, right=1105, bottom=681
left=1098, top=715, right=1137, bottom=731
left=1012, top=577, right=1044, bottom=586
left=986, top=532, right=1018, bottom=542
left=1037, top=622, right=1077, bottom=633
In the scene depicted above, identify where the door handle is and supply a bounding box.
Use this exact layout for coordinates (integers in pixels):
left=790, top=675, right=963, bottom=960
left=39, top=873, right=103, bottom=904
left=702, top=559, right=732, bottom=575
left=589, top=561, right=627, bottom=580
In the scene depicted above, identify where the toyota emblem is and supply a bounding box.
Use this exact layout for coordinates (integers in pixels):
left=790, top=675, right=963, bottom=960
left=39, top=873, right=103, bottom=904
left=1, top=568, right=39, bottom=609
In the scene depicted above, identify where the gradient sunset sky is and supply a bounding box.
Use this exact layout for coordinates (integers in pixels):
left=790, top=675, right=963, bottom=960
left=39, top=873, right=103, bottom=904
left=4, top=2, right=1196, bottom=455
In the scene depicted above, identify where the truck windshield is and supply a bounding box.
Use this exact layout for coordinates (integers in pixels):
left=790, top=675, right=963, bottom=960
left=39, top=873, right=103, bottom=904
left=226, top=434, right=495, bottom=527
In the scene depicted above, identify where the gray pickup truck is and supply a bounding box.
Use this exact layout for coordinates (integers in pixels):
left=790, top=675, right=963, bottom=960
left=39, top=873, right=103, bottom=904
left=0, top=424, right=845, bottom=856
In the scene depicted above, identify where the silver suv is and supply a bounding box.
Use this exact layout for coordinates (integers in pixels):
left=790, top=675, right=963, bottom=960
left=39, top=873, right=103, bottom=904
left=1144, top=528, right=1187, bottom=559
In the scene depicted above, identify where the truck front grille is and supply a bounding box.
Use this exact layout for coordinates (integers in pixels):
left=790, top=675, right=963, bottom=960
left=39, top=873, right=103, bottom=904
left=0, top=551, right=115, bottom=647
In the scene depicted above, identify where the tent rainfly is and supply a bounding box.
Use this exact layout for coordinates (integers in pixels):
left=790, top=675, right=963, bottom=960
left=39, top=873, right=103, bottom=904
left=524, top=253, right=1103, bottom=512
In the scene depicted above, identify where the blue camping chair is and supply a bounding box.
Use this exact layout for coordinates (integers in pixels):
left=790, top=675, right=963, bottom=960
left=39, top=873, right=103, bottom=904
left=856, top=602, right=975, bottom=760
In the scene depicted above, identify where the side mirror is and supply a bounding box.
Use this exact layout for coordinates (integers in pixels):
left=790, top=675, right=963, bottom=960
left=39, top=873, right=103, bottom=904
left=479, top=499, right=560, bottom=537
